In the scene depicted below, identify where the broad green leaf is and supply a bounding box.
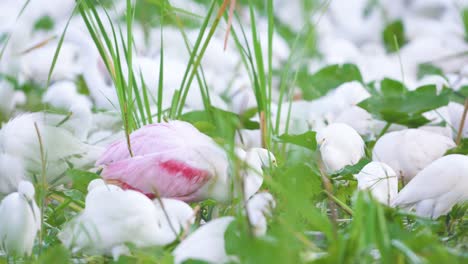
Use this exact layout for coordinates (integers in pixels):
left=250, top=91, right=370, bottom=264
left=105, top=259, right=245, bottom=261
left=417, top=63, right=445, bottom=80
left=380, top=78, right=406, bottom=96
left=382, top=20, right=407, bottom=53
left=331, top=158, right=371, bottom=179
left=275, top=131, right=317, bottom=151
left=224, top=218, right=303, bottom=263
left=358, top=80, right=450, bottom=127
left=224, top=219, right=243, bottom=256
left=34, top=245, right=70, bottom=264
left=445, top=138, right=468, bottom=155
left=181, top=107, right=259, bottom=141
left=449, top=86, right=468, bottom=104
left=62, top=189, right=85, bottom=201
left=299, top=64, right=363, bottom=100
left=459, top=86, right=468, bottom=98
left=272, top=163, right=333, bottom=240
left=76, top=75, right=91, bottom=96
left=65, top=168, right=99, bottom=193
left=34, top=15, right=55, bottom=31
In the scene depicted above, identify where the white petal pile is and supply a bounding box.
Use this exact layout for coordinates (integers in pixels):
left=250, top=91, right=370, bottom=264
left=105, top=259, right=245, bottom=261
left=317, top=123, right=365, bottom=173
left=373, top=129, right=455, bottom=183
left=0, top=113, right=103, bottom=193
left=0, top=181, right=40, bottom=256
left=392, top=155, right=468, bottom=219
left=354, top=162, right=398, bottom=206
left=246, top=192, right=276, bottom=236
left=59, top=179, right=195, bottom=260
left=236, top=148, right=277, bottom=200
left=173, top=217, right=236, bottom=264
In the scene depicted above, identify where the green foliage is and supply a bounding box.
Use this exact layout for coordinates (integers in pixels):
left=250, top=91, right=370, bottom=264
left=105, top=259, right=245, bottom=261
left=330, top=158, right=371, bottom=179
left=34, top=15, right=55, bottom=31
left=222, top=159, right=334, bottom=263
left=272, top=163, right=333, bottom=239
left=76, top=75, right=91, bottom=96
left=318, top=192, right=466, bottom=263
left=34, top=245, right=71, bottom=264
left=358, top=79, right=451, bottom=127
left=224, top=219, right=270, bottom=263
left=446, top=138, right=468, bottom=155
left=463, top=8, right=468, bottom=41
left=276, top=22, right=318, bottom=57
left=110, top=246, right=174, bottom=264
left=299, top=64, right=363, bottom=100
left=275, top=131, right=317, bottom=151
left=224, top=218, right=303, bottom=263
left=459, top=86, right=468, bottom=98
left=382, top=20, right=407, bottom=53
left=417, top=63, right=445, bottom=80
left=133, top=0, right=202, bottom=29
left=65, top=169, right=100, bottom=193
left=77, top=0, right=154, bottom=132
left=181, top=260, right=210, bottom=264
left=181, top=107, right=259, bottom=142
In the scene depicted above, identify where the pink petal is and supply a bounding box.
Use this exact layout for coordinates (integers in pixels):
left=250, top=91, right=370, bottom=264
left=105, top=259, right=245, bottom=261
left=96, top=121, right=210, bottom=166
left=101, top=152, right=211, bottom=202
left=96, top=123, right=178, bottom=165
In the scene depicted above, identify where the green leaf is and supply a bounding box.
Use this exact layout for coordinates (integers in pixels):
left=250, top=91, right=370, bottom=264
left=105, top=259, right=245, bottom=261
left=358, top=80, right=450, bottom=127
left=76, top=75, right=91, bottom=96
left=275, top=131, right=317, bottom=151
left=449, top=86, right=468, bottom=104
left=180, top=107, right=259, bottom=142
left=380, top=78, right=406, bottom=96
left=459, top=86, right=468, bottom=98
left=224, top=219, right=242, bottom=256
left=62, top=189, right=85, bottom=201
left=331, top=158, right=371, bottom=178
left=224, top=218, right=301, bottom=263
left=445, top=138, right=468, bottom=155
left=463, top=8, right=468, bottom=41
left=271, top=163, right=333, bottom=240
left=34, top=15, right=55, bottom=31
left=382, top=20, right=407, bottom=53
left=65, top=168, right=99, bottom=193
left=417, top=63, right=445, bottom=80
left=34, top=245, right=70, bottom=264
left=299, top=64, right=363, bottom=100
left=181, top=260, right=211, bottom=264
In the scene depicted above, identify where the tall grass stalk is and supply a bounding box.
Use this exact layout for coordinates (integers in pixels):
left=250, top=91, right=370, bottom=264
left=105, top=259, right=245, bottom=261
left=174, top=0, right=228, bottom=117
left=77, top=0, right=158, bottom=155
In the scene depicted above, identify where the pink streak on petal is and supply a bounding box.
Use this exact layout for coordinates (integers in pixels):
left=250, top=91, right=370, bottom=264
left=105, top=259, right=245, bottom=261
left=100, top=153, right=211, bottom=202
left=159, top=160, right=207, bottom=181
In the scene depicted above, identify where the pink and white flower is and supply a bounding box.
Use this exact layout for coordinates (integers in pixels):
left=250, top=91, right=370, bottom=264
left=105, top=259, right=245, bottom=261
left=96, top=121, right=230, bottom=202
